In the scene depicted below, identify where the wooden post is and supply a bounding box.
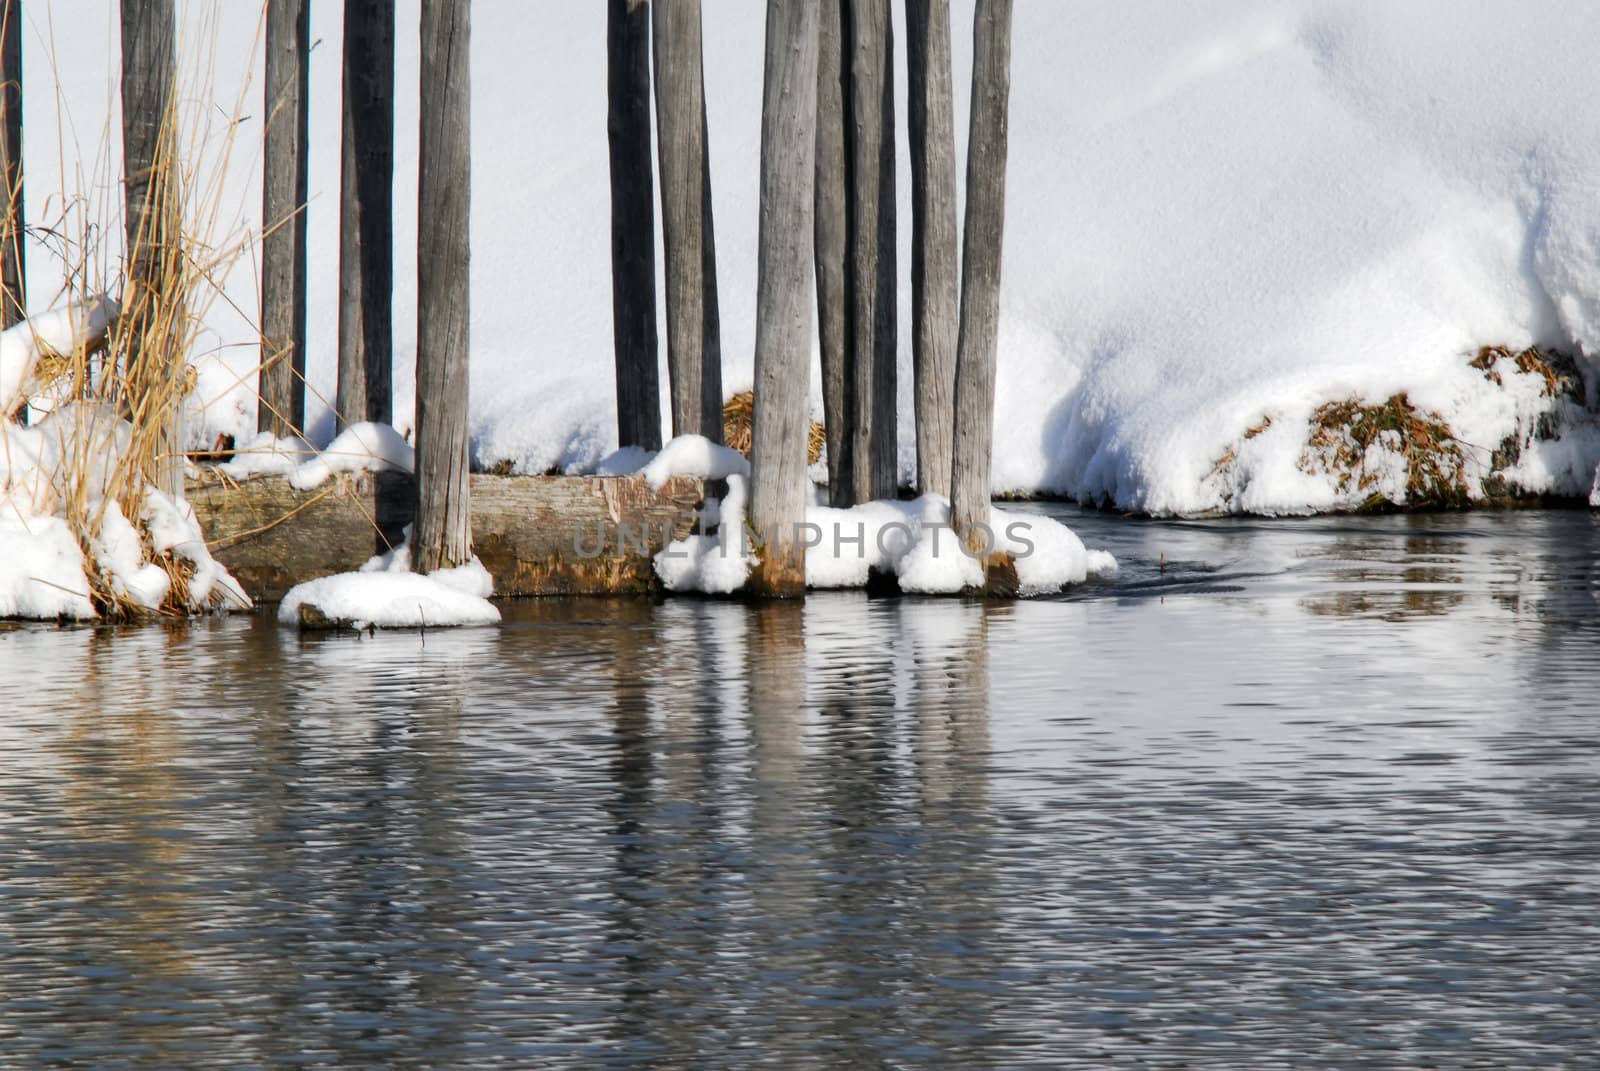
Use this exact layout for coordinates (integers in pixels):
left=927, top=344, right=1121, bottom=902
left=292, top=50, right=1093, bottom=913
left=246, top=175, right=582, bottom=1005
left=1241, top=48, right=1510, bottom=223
left=258, top=0, right=309, bottom=436
left=120, top=0, right=184, bottom=497
left=748, top=0, right=819, bottom=598
left=0, top=0, right=23, bottom=330
left=845, top=0, right=896, bottom=503
left=652, top=0, right=723, bottom=442
left=414, top=0, right=472, bottom=574
left=813, top=0, right=849, bottom=501
left=906, top=0, right=958, bottom=498
left=606, top=0, right=660, bottom=450
left=336, top=0, right=396, bottom=429
left=949, top=0, right=1012, bottom=560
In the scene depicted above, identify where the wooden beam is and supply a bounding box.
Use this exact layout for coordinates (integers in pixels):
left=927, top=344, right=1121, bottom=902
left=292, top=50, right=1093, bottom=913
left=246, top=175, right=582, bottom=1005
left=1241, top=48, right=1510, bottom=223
left=414, top=0, right=473, bottom=573
left=814, top=0, right=849, bottom=501
left=188, top=473, right=704, bottom=601
left=120, top=0, right=183, bottom=497
left=0, top=0, right=22, bottom=330
left=607, top=0, right=661, bottom=450
left=336, top=0, right=396, bottom=429
left=949, top=0, right=1012, bottom=557
left=652, top=0, right=723, bottom=441
left=906, top=0, right=958, bottom=498
left=258, top=0, right=309, bottom=435
left=747, top=0, right=819, bottom=597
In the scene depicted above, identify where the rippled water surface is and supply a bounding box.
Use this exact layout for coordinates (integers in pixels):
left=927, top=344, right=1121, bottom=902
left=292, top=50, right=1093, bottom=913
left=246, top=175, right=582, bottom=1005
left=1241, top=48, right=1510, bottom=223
left=3, top=506, right=1599, bottom=1068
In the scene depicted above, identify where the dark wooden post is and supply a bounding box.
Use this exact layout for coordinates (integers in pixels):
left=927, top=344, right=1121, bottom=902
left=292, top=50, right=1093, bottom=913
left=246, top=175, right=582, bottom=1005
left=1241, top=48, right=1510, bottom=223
left=0, top=0, right=23, bottom=329
left=336, top=0, right=396, bottom=429
left=906, top=0, right=957, bottom=498
left=258, top=0, right=309, bottom=436
left=845, top=0, right=897, bottom=503
left=121, top=0, right=183, bottom=496
left=949, top=0, right=1012, bottom=559
left=652, top=0, right=723, bottom=442
left=814, top=0, right=849, bottom=501
left=607, top=0, right=660, bottom=450
left=414, top=0, right=472, bottom=574
left=748, top=0, right=819, bottom=598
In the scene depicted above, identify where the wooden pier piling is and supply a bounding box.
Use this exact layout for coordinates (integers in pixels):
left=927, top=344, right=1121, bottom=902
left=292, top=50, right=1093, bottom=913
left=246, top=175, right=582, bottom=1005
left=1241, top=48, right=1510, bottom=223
left=0, top=0, right=22, bottom=331
left=259, top=0, right=310, bottom=436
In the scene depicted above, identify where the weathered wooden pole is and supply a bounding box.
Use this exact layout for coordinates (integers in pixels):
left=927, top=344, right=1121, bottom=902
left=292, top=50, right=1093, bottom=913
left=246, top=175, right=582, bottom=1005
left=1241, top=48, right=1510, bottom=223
left=336, top=0, right=396, bottom=429
left=258, top=0, right=309, bottom=436
left=814, top=0, right=849, bottom=501
left=607, top=0, right=660, bottom=450
left=0, top=0, right=23, bottom=330
left=906, top=0, right=958, bottom=498
left=747, top=0, right=819, bottom=598
left=413, top=0, right=472, bottom=574
left=949, top=0, right=1012, bottom=562
left=652, top=0, right=723, bottom=442
left=120, top=0, right=184, bottom=496
left=845, top=0, right=897, bottom=503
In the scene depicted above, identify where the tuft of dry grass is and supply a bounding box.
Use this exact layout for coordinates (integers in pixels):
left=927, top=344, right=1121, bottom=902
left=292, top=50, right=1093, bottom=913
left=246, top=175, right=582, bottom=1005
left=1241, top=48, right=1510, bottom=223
left=1469, top=345, right=1578, bottom=398
left=722, top=389, right=826, bottom=466
left=1298, top=393, right=1469, bottom=509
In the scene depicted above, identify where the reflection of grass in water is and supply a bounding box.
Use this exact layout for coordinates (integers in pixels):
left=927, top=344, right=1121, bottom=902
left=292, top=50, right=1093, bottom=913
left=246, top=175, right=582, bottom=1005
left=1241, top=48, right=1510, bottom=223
left=1301, top=589, right=1469, bottom=621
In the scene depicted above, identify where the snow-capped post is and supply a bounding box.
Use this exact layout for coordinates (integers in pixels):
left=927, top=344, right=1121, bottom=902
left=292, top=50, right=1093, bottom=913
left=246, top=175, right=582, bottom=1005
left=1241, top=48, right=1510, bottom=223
left=0, top=0, right=22, bottom=332
left=259, top=0, right=309, bottom=436
left=607, top=0, right=660, bottom=451
left=652, top=0, right=723, bottom=442
left=814, top=0, right=849, bottom=501
left=121, top=0, right=184, bottom=497
left=747, top=0, right=819, bottom=598
left=949, top=0, right=1012, bottom=579
left=336, top=0, right=396, bottom=429
left=414, top=0, right=472, bottom=574
left=847, top=0, right=897, bottom=503
left=907, top=0, right=958, bottom=498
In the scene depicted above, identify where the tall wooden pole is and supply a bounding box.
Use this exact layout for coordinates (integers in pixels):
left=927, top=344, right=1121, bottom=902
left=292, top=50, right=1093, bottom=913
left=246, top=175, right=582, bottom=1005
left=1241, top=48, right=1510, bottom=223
left=949, top=0, right=1012, bottom=558
left=814, top=0, right=849, bottom=502
left=844, top=0, right=896, bottom=504
left=652, top=0, right=722, bottom=442
left=748, top=0, right=819, bottom=598
left=121, top=0, right=183, bottom=496
left=0, top=0, right=23, bottom=330
left=607, top=0, right=660, bottom=450
left=336, top=0, right=396, bottom=429
left=906, top=0, right=958, bottom=498
left=258, top=0, right=309, bottom=435
left=414, top=0, right=472, bottom=574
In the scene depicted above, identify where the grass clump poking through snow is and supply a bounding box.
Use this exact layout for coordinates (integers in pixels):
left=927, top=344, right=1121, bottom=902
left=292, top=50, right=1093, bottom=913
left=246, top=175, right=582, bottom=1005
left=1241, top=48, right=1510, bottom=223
left=1298, top=394, right=1469, bottom=510
left=722, top=390, right=826, bottom=466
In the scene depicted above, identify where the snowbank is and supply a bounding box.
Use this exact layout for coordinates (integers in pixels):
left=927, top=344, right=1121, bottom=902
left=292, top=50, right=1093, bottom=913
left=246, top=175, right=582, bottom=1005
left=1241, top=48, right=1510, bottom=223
left=279, top=538, right=499, bottom=629
left=288, top=422, right=414, bottom=490
left=655, top=483, right=1117, bottom=596
left=32, top=3, right=1600, bottom=514
left=638, top=435, right=750, bottom=491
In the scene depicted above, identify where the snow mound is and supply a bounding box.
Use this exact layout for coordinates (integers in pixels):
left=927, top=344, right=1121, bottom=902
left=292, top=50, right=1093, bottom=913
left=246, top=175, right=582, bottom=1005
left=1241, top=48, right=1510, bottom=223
left=279, top=532, right=498, bottom=629
left=638, top=435, right=751, bottom=491
left=0, top=296, right=117, bottom=413
left=219, top=431, right=316, bottom=479
left=0, top=514, right=96, bottom=620
left=288, top=422, right=414, bottom=490
left=655, top=481, right=1117, bottom=596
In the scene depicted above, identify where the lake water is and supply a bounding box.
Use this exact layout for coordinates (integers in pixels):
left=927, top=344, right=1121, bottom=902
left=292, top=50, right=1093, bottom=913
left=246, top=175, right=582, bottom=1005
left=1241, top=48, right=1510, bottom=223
left=2, top=504, right=1598, bottom=1068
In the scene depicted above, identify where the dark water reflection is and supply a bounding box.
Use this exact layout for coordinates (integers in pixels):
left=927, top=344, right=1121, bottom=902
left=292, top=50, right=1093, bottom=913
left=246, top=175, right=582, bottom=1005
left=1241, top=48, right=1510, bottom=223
left=2, top=506, right=1599, bottom=1067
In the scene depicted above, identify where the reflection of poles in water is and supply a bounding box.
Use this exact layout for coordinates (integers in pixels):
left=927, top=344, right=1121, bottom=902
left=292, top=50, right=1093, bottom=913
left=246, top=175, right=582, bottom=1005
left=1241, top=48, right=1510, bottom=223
left=903, top=598, right=1006, bottom=1059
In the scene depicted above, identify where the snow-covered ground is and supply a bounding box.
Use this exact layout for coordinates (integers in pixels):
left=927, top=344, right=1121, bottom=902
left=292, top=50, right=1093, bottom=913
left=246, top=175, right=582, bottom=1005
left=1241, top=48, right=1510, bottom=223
left=21, top=1, right=1600, bottom=515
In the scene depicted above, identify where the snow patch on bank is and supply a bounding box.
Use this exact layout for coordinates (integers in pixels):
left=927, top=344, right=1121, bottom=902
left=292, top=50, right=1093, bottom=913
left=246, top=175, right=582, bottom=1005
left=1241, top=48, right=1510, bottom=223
left=279, top=535, right=499, bottom=629
left=288, top=422, right=415, bottom=489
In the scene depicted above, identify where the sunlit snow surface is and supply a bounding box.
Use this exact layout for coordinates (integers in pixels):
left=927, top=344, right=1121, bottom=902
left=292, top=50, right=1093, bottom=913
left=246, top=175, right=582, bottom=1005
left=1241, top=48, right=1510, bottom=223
left=27, top=1, right=1600, bottom=513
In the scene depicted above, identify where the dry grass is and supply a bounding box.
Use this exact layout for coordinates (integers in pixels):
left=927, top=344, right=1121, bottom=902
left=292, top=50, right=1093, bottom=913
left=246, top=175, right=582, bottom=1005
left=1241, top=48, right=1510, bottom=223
left=1298, top=393, right=1469, bottom=509
left=722, top=389, right=826, bottom=466
left=1469, top=345, right=1578, bottom=398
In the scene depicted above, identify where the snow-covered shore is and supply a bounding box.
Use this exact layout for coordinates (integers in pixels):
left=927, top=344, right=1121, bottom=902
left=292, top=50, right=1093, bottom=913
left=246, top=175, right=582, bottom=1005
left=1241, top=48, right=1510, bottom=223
left=21, top=1, right=1600, bottom=516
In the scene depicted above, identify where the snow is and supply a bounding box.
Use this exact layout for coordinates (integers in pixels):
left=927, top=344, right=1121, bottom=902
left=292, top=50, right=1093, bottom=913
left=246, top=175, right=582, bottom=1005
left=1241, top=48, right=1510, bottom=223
left=0, top=297, right=117, bottom=414
left=218, top=431, right=315, bottom=479
left=638, top=434, right=750, bottom=491
left=655, top=483, right=1117, bottom=596
left=288, top=422, right=414, bottom=490
left=279, top=538, right=499, bottom=629
left=26, top=2, right=1600, bottom=514
left=0, top=514, right=95, bottom=619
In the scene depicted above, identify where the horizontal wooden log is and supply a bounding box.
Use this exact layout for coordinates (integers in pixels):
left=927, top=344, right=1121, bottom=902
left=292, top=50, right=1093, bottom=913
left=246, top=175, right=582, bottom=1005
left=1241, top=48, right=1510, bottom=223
left=188, top=472, right=705, bottom=602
